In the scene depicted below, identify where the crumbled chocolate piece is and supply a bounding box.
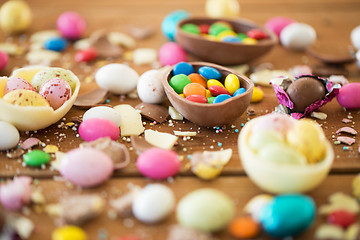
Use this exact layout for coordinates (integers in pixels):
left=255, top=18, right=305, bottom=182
left=130, top=136, right=156, bottom=153
left=311, top=64, right=349, bottom=77
left=246, top=108, right=255, bottom=116
left=128, top=25, right=155, bottom=40
left=135, top=103, right=169, bottom=123
left=74, top=88, right=108, bottom=109
left=89, top=30, right=123, bottom=58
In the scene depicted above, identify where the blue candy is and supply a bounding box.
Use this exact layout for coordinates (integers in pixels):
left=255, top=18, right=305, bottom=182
left=233, top=88, right=246, bottom=97
left=198, top=66, right=221, bottom=80
left=161, top=10, right=190, bottom=41
left=44, top=37, right=67, bottom=52
left=212, top=94, right=232, bottom=104
left=222, top=36, right=241, bottom=43
left=173, top=62, right=195, bottom=76
left=259, top=194, right=315, bottom=238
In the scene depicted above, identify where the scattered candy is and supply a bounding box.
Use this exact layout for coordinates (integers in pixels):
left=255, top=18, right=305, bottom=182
left=0, top=121, right=19, bottom=151
left=75, top=48, right=97, bottom=62
left=83, top=106, right=122, bottom=126
left=280, top=22, right=316, bottom=51
left=108, top=31, right=136, bottom=49
left=351, top=25, right=360, bottom=50
left=0, top=0, right=32, bottom=34
left=52, top=225, right=87, bottom=240
left=23, top=150, right=50, bottom=167
left=327, top=210, right=357, bottom=228
left=158, top=42, right=187, bottom=66
left=244, top=194, right=273, bottom=221
left=137, top=68, right=168, bottom=104
left=39, top=78, right=72, bottom=110
left=0, top=50, right=9, bottom=70
left=315, top=224, right=345, bottom=239
left=336, top=82, right=360, bottom=109
left=44, top=37, right=67, bottom=52
left=250, top=86, right=264, bottom=103
left=336, top=136, right=355, bottom=146
left=0, top=176, right=32, bottom=211
left=57, top=11, right=86, bottom=40
left=79, top=118, right=120, bottom=142
left=144, top=129, right=178, bottom=150
left=336, top=127, right=357, bottom=135
left=229, top=216, right=261, bottom=238
left=113, top=104, right=144, bottom=136
left=133, top=48, right=157, bottom=65
left=265, top=16, right=296, bottom=38
left=319, top=192, right=359, bottom=215
left=161, top=10, right=190, bottom=41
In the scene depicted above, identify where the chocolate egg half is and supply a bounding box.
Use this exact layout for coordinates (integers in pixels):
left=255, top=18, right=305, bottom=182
left=286, top=76, right=325, bottom=112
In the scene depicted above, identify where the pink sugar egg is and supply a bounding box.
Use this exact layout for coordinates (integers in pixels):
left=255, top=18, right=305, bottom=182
left=79, top=118, right=120, bottom=142
left=251, top=113, right=295, bottom=136
left=265, top=16, right=296, bottom=38
left=137, top=148, right=181, bottom=179
left=57, top=11, right=86, bottom=40
left=336, top=83, right=360, bottom=109
left=4, top=77, right=35, bottom=95
left=0, top=176, right=32, bottom=211
left=39, top=78, right=71, bottom=110
left=60, top=148, right=114, bottom=187
left=158, top=42, right=187, bottom=66
left=0, top=50, right=8, bottom=71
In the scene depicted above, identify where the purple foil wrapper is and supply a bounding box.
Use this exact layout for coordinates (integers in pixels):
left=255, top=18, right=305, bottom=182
left=272, top=75, right=340, bottom=119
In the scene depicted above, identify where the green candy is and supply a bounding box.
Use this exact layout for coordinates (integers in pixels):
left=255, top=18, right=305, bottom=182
left=23, top=150, right=50, bottom=167
left=169, top=74, right=191, bottom=94
left=181, top=23, right=200, bottom=35
left=237, top=33, right=247, bottom=40
left=209, top=22, right=232, bottom=36
left=207, top=96, right=215, bottom=104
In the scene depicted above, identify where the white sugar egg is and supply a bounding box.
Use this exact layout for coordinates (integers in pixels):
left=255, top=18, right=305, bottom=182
left=280, top=23, right=316, bottom=51
left=83, top=106, right=122, bottom=126
left=0, top=121, right=20, bottom=150
left=351, top=25, right=360, bottom=50
left=137, top=69, right=166, bottom=104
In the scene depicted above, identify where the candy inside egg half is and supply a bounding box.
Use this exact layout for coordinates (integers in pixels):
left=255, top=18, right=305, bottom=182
left=0, top=68, right=80, bottom=131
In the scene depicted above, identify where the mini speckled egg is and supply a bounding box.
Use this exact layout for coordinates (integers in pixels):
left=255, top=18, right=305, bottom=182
left=83, top=106, right=122, bottom=126
left=250, top=113, right=295, bottom=136
left=4, top=77, right=35, bottom=95
left=31, top=67, right=77, bottom=93
left=0, top=0, right=32, bottom=34
left=259, top=194, right=315, bottom=238
left=3, top=89, right=49, bottom=107
left=137, top=69, right=167, bottom=104
left=39, top=78, right=71, bottom=110
left=205, top=0, right=240, bottom=18
left=177, top=188, right=235, bottom=232
left=132, top=184, right=175, bottom=223
left=11, top=65, right=44, bottom=82
left=57, top=11, right=86, bottom=40
left=351, top=25, right=360, bottom=50
left=280, top=23, right=316, bottom=51
left=95, top=63, right=139, bottom=95
left=161, top=10, right=190, bottom=41
left=0, top=121, right=19, bottom=150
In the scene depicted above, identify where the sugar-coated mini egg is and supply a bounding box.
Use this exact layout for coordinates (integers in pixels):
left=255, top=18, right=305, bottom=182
left=265, top=16, right=296, bottom=38
left=132, top=184, right=175, bottom=223
left=336, top=82, right=360, bottom=109
left=3, top=89, right=49, bottom=107
left=82, top=106, right=122, bottom=126
left=251, top=112, right=295, bottom=136
left=205, top=0, right=240, bottom=18
left=57, top=11, right=86, bottom=40
left=158, top=42, right=187, bottom=66
left=351, top=25, right=360, bottom=50
left=0, top=50, right=9, bottom=71
left=258, top=142, right=307, bottom=166
left=137, top=69, right=166, bottom=104
left=0, top=121, right=19, bottom=150
left=0, top=0, right=32, bottom=34
left=280, top=23, right=316, bottom=51
left=4, top=77, right=35, bottom=95
left=52, top=225, right=87, bottom=240
left=0, top=176, right=32, bottom=211
left=39, top=78, right=71, bottom=110
left=95, top=63, right=139, bottom=95
left=161, top=10, right=190, bottom=41
left=79, top=118, right=120, bottom=142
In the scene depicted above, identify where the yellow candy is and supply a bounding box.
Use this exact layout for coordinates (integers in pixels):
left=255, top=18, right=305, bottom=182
left=243, top=38, right=257, bottom=45
left=286, top=119, right=327, bottom=164
left=250, top=86, right=264, bottom=103
left=193, top=162, right=223, bottom=180
left=207, top=79, right=225, bottom=89
left=179, top=94, right=185, bottom=98
left=11, top=66, right=44, bottom=82
left=218, top=30, right=237, bottom=40
left=205, top=89, right=212, bottom=98
left=202, top=34, right=219, bottom=41
left=224, top=74, right=240, bottom=95
left=205, top=0, right=240, bottom=18
left=3, top=89, right=49, bottom=107
left=52, top=226, right=87, bottom=240
left=0, top=0, right=32, bottom=34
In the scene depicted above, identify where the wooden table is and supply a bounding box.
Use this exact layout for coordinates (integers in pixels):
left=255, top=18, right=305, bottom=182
left=0, top=0, right=360, bottom=239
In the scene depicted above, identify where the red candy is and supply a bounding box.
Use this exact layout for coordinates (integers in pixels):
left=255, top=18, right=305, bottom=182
left=75, top=48, right=98, bottom=62
left=0, top=50, right=9, bottom=71
left=185, top=95, right=208, bottom=103
left=247, top=29, right=269, bottom=40
left=199, top=24, right=210, bottom=34
left=327, top=210, right=357, bottom=228
left=209, top=85, right=231, bottom=96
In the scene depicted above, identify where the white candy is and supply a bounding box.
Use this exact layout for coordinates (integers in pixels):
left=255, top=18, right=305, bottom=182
left=280, top=23, right=316, bottom=51
left=83, top=106, right=122, bottom=126
left=132, top=184, right=175, bottom=223
left=351, top=25, right=360, bottom=50
left=137, top=69, right=166, bottom=104
left=0, top=121, right=20, bottom=151
left=95, top=64, right=139, bottom=95
left=133, top=48, right=157, bottom=65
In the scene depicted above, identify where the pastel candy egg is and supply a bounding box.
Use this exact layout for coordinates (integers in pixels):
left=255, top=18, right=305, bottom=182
left=280, top=23, right=316, bottom=51
left=183, top=83, right=206, bottom=97
left=23, top=150, right=50, bottom=167
left=0, top=176, right=32, bottom=211
left=265, top=16, right=296, bottom=38
left=161, top=10, right=190, bottom=41
left=11, top=65, right=44, bottom=82
left=136, top=148, right=180, bottom=179
left=57, top=11, right=86, bottom=40
left=251, top=113, right=295, bottom=136
left=32, top=67, right=77, bottom=93
left=173, top=62, right=195, bottom=76
left=248, top=130, right=284, bottom=152
left=60, top=148, right=114, bottom=187
left=137, top=69, right=166, bottom=104
left=39, top=78, right=71, bottom=110
left=351, top=25, right=360, bottom=50
left=224, top=74, right=240, bottom=95
left=95, top=63, right=139, bottom=95
left=158, top=42, right=187, bottom=66
left=212, top=94, right=231, bottom=104
left=177, top=188, right=235, bottom=232
left=186, top=95, right=208, bottom=103
left=336, top=83, right=360, bottom=109
left=3, top=89, right=49, bottom=107
left=132, top=184, right=175, bottom=223
left=0, top=50, right=9, bottom=71
left=0, top=0, right=32, bottom=34
left=188, top=73, right=206, bottom=89
left=43, top=37, right=68, bottom=52
left=4, top=77, right=35, bottom=95
left=244, top=194, right=273, bottom=221
left=199, top=66, right=221, bottom=80
left=259, top=194, right=315, bottom=238
left=79, top=118, right=120, bottom=142
left=83, top=106, right=122, bottom=126
left=52, top=225, right=87, bottom=240
left=251, top=86, right=264, bottom=103
left=205, top=0, right=240, bottom=18
left=0, top=121, right=19, bottom=150
left=169, top=74, right=191, bottom=94
left=258, top=142, right=307, bottom=166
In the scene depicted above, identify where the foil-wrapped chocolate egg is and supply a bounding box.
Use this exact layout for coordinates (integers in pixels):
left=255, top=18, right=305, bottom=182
left=286, top=76, right=325, bottom=112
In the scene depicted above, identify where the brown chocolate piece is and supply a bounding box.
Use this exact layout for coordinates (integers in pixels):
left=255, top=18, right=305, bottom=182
left=307, top=45, right=355, bottom=65
left=74, top=88, right=108, bottom=109
left=286, top=76, right=326, bottom=112
left=6, top=148, right=25, bottom=159
left=135, top=103, right=169, bottom=123
left=311, top=64, right=349, bottom=77
left=128, top=25, right=155, bottom=40
left=90, top=30, right=123, bottom=58
left=166, top=225, right=213, bottom=240
left=130, top=136, right=156, bottom=153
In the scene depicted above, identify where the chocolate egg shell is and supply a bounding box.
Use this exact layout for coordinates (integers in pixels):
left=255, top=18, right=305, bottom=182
left=286, top=76, right=325, bottom=112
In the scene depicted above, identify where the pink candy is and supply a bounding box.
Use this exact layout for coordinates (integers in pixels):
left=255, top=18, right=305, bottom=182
left=0, top=176, right=32, bottom=211
left=0, top=50, right=9, bottom=71
left=60, top=148, right=114, bottom=187
left=336, top=83, right=360, bottom=109
left=265, top=16, right=296, bottom=38
left=75, top=48, right=98, bottom=62
left=57, top=11, right=86, bottom=40
left=79, top=118, right=120, bottom=142
left=4, top=77, right=35, bottom=95
left=39, top=78, right=72, bottom=110
left=158, top=42, right=187, bottom=66
left=137, top=148, right=180, bottom=179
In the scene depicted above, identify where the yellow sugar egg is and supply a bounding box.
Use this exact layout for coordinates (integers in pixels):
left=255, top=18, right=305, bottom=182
left=0, top=0, right=32, bottom=34
left=205, top=0, right=240, bottom=18
left=3, top=89, right=49, bottom=107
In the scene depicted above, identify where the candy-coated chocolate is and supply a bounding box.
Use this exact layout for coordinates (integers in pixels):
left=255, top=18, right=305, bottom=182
left=188, top=73, right=207, bottom=88
left=247, top=29, right=268, bottom=40
left=280, top=23, right=316, bottom=51
left=136, top=148, right=180, bottom=179
left=208, top=22, right=232, bottom=36
left=327, top=210, right=357, bottom=228
left=75, top=48, right=97, bottom=62
left=169, top=74, right=191, bottom=94
left=161, top=10, right=189, bottom=41
left=181, top=23, right=200, bottom=35
left=212, top=94, right=231, bottom=104
left=44, top=37, right=67, bottom=52
left=3, top=89, right=49, bottom=107
left=209, top=85, right=231, bottom=96
left=0, top=121, right=19, bottom=151
left=205, top=89, right=212, bottom=98
left=265, top=16, right=296, bottom=38
left=23, top=150, right=50, bottom=167
left=222, top=36, right=241, bottom=43
left=243, top=38, right=257, bottom=44
left=250, top=86, right=264, bottom=103
left=199, top=24, right=210, bottom=34
left=186, top=95, right=208, bottom=103
left=336, top=83, right=360, bottom=109
left=217, top=30, right=237, bottom=40
left=39, top=78, right=72, bottom=110
left=199, top=66, right=222, bottom=80
left=4, top=77, right=35, bottom=95
left=224, top=74, right=240, bottom=95
left=183, top=83, right=206, bottom=97
left=233, top=87, right=246, bottom=97
left=173, top=62, right=195, bottom=76
left=57, top=11, right=86, bottom=40
left=79, top=118, right=120, bottom=142
left=159, top=42, right=187, bottom=66
left=0, top=0, right=31, bottom=34
left=0, top=50, right=8, bottom=71
left=207, top=96, right=215, bottom=103
left=229, top=216, right=260, bottom=238
left=137, top=69, right=166, bottom=104
left=52, top=225, right=87, bottom=240
left=207, top=79, right=225, bottom=88
left=83, top=106, right=122, bottom=126
left=32, top=67, right=77, bottom=93
left=0, top=176, right=32, bottom=211
left=60, top=148, right=114, bottom=187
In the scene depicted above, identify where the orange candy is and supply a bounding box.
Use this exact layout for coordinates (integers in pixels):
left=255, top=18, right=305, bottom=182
left=183, top=83, right=206, bottom=97
left=229, top=216, right=260, bottom=239
left=188, top=73, right=207, bottom=89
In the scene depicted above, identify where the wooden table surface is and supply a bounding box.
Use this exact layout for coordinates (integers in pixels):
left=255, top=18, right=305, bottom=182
left=0, top=0, right=360, bottom=239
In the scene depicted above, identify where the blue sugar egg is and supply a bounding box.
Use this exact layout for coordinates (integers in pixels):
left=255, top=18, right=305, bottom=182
left=161, top=10, right=189, bottom=41
left=44, top=37, right=67, bottom=52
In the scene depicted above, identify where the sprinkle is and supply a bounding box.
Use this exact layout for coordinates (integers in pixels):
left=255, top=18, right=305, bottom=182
left=235, top=129, right=239, bottom=133
left=343, top=146, right=351, bottom=151
left=241, top=123, right=244, bottom=127
left=334, top=141, right=341, bottom=145
left=105, top=99, right=110, bottom=103
left=218, top=142, right=222, bottom=147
